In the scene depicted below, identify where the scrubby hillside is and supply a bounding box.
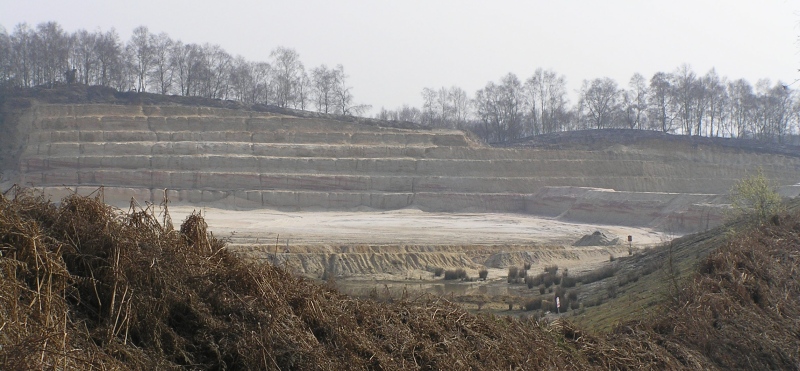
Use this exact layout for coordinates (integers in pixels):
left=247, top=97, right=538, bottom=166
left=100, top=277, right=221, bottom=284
left=1, top=187, right=799, bottom=370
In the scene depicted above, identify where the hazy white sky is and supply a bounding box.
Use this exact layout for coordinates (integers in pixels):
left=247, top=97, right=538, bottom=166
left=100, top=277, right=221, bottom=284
left=2, top=0, right=799, bottom=113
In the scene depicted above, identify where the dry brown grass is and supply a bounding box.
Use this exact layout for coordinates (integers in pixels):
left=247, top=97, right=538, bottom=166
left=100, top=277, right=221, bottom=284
left=1, top=186, right=799, bottom=370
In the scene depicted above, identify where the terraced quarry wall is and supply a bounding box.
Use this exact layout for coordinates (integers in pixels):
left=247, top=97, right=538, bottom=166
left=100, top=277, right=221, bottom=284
left=5, top=102, right=800, bottom=232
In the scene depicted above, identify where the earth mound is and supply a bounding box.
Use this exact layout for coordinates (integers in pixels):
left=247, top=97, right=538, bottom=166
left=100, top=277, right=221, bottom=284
left=484, top=251, right=538, bottom=268
left=573, top=231, right=620, bottom=246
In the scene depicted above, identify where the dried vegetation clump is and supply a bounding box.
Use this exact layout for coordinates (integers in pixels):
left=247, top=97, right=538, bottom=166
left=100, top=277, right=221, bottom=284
left=1, top=187, right=799, bottom=370
left=636, top=213, right=800, bottom=370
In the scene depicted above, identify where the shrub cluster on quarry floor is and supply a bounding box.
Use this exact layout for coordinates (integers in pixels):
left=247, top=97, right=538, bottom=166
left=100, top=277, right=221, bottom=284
left=1, top=187, right=799, bottom=370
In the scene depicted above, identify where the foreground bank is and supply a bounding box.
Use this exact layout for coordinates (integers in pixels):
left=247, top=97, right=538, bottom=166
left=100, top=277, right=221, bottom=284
left=1, top=189, right=798, bottom=369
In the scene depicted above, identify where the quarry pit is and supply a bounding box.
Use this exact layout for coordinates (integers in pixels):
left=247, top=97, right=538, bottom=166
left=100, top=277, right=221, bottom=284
left=2, top=96, right=800, bottom=290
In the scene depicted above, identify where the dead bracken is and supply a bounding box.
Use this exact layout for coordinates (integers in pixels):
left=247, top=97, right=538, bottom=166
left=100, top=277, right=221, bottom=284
left=1, top=186, right=799, bottom=370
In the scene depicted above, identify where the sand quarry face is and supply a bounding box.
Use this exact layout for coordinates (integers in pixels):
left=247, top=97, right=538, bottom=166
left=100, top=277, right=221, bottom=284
left=4, top=101, right=800, bottom=277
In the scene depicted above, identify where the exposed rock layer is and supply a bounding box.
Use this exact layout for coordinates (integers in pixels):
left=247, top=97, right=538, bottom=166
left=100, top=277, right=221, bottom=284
left=6, top=102, right=800, bottom=232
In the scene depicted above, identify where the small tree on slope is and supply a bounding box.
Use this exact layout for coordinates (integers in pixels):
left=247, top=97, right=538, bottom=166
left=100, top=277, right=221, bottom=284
left=729, top=169, right=783, bottom=222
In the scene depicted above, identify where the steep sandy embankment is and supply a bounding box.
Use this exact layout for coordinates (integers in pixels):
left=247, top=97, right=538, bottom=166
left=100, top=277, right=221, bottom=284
left=8, top=103, right=799, bottom=223
left=2, top=98, right=800, bottom=249
left=3, top=96, right=800, bottom=276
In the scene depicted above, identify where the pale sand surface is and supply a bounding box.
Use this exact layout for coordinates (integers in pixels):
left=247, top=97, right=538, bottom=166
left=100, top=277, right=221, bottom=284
left=170, top=206, right=670, bottom=247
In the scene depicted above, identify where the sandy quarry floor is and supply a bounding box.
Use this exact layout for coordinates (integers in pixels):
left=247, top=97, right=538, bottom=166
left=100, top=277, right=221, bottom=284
left=169, top=206, right=670, bottom=247
left=170, top=206, right=673, bottom=310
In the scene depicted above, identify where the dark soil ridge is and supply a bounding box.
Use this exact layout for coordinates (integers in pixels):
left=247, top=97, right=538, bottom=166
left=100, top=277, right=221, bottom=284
left=502, top=128, right=800, bottom=158
left=1, top=187, right=799, bottom=370
left=0, top=84, right=423, bottom=130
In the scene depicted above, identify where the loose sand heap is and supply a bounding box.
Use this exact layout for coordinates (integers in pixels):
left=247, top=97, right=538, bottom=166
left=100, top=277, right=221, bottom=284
left=573, top=231, right=621, bottom=246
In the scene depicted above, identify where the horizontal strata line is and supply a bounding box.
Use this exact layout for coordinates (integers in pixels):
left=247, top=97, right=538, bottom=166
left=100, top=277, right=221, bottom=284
left=33, top=186, right=725, bottom=199
left=30, top=170, right=677, bottom=179
left=23, top=147, right=775, bottom=163
left=31, top=131, right=446, bottom=138
left=61, top=170, right=764, bottom=179
left=26, top=154, right=653, bottom=163
left=34, top=187, right=532, bottom=196
left=32, top=133, right=445, bottom=141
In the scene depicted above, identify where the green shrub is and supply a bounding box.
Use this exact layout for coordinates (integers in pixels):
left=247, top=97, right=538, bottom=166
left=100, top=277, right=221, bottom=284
left=729, top=169, right=784, bottom=222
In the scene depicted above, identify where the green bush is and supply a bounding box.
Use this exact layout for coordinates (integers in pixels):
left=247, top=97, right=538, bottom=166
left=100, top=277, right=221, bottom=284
left=729, top=169, right=784, bottom=222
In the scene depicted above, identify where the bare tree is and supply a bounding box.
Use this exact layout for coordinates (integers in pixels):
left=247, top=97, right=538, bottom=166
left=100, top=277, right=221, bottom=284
left=70, top=29, right=97, bottom=85
left=420, top=86, right=469, bottom=128
left=5, top=20, right=800, bottom=144
left=671, top=64, right=700, bottom=135
left=9, top=23, right=36, bottom=87
left=702, top=68, right=727, bottom=137
left=270, top=47, right=303, bottom=108
left=421, top=87, right=437, bottom=127
left=648, top=71, right=675, bottom=133
left=171, top=41, right=203, bottom=96
left=526, top=68, right=569, bottom=134
left=127, top=26, right=152, bottom=92
left=376, top=104, right=423, bottom=123
left=752, top=80, right=794, bottom=142
left=294, top=69, right=310, bottom=110
left=228, top=56, right=251, bottom=102
left=473, top=73, right=526, bottom=142
left=149, top=32, right=174, bottom=95
left=252, top=62, right=273, bottom=104
left=727, top=78, right=754, bottom=138
left=448, top=86, right=471, bottom=129
left=311, top=64, right=337, bottom=113
left=435, top=87, right=451, bottom=128
left=579, top=77, right=620, bottom=129
left=197, top=44, right=232, bottom=99
left=95, top=29, right=122, bottom=88
left=38, top=22, right=71, bottom=86
left=332, top=64, right=369, bottom=116
left=9, top=23, right=33, bottom=87
left=0, top=25, right=13, bottom=84
left=622, top=73, right=648, bottom=129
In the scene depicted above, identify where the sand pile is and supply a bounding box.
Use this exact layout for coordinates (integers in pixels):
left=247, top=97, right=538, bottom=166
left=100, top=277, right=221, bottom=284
left=573, top=231, right=620, bottom=246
